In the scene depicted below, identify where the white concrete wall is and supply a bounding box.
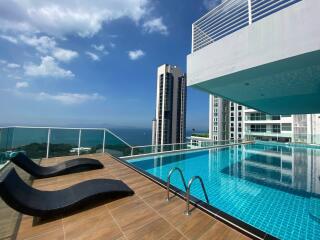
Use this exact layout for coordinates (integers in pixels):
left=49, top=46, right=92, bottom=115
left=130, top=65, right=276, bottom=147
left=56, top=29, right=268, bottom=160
left=187, top=0, right=320, bottom=87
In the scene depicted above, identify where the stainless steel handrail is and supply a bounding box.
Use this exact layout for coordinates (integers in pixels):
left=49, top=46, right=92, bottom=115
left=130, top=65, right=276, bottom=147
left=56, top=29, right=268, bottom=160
left=185, top=176, right=209, bottom=216
left=166, top=167, right=187, bottom=201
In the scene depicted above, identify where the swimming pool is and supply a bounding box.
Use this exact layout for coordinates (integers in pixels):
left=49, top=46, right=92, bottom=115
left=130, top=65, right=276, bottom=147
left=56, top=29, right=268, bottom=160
left=128, top=142, right=320, bottom=240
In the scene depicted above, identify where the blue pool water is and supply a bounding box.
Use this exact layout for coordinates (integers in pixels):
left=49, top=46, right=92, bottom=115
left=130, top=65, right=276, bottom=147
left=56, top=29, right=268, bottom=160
left=128, top=143, right=320, bottom=240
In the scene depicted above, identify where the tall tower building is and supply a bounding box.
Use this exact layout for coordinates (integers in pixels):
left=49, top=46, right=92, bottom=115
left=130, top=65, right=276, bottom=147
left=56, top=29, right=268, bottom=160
left=152, top=64, right=186, bottom=145
left=209, top=95, right=244, bottom=141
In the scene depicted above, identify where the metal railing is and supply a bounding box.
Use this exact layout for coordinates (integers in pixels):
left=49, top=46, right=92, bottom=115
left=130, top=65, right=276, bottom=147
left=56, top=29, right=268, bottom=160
left=165, top=167, right=210, bottom=216
left=192, top=0, right=302, bottom=52
left=130, top=139, right=245, bottom=157
left=185, top=176, right=210, bottom=215
left=0, top=126, right=132, bottom=168
left=0, top=126, right=248, bottom=168
left=245, top=133, right=320, bottom=145
left=166, top=167, right=187, bottom=201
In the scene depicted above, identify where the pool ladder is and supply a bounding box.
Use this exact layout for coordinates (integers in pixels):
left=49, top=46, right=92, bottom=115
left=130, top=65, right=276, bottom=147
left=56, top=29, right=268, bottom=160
left=166, top=167, right=210, bottom=215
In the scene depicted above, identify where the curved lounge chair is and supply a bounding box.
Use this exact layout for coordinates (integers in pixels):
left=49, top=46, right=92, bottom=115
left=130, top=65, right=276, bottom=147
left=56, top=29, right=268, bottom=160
left=0, top=168, right=134, bottom=218
left=10, top=153, right=104, bottom=178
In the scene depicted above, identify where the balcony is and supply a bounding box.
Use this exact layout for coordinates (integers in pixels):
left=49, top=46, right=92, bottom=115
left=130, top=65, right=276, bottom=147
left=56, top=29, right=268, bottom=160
left=187, top=0, right=320, bottom=115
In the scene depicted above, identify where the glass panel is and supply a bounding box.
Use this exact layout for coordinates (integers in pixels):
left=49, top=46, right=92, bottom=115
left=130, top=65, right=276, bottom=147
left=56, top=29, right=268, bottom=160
left=80, top=130, right=104, bottom=155
left=132, top=146, right=153, bottom=155
left=49, top=129, right=79, bottom=157
left=10, top=127, right=48, bottom=159
left=162, top=145, right=173, bottom=152
left=0, top=128, right=11, bottom=167
left=105, top=131, right=131, bottom=157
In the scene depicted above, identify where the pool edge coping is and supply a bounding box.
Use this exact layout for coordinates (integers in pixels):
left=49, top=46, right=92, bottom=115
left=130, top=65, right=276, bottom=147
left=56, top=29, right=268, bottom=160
left=121, top=141, right=254, bottom=160
left=108, top=152, right=280, bottom=240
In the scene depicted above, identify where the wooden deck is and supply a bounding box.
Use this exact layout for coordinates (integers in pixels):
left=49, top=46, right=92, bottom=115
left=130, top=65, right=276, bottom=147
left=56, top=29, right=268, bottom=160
left=15, top=153, right=250, bottom=240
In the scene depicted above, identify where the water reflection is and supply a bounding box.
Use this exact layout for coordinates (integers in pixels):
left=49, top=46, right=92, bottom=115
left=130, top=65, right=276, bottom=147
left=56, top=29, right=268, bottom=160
left=221, top=144, right=320, bottom=197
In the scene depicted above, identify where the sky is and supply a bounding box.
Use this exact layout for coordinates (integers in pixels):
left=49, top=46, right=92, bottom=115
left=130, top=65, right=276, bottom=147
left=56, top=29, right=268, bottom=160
left=0, top=0, right=221, bottom=131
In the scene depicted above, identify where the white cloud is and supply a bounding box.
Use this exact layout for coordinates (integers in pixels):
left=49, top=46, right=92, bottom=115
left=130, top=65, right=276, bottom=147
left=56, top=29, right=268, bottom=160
left=20, top=35, right=56, bottom=53
left=24, top=56, right=74, bottom=78
left=8, top=74, right=22, bottom=80
left=7, top=63, right=20, bottom=68
left=85, top=51, right=100, bottom=61
left=143, top=18, right=168, bottom=35
left=3, top=88, right=105, bottom=105
left=0, top=0, right=150, bottom=38
left=128, top=50, right=145, bottom=60
left=92, top=44, right=105, bottom=52
left=52, top=48, right=78, bottom=62
left=36, top=92, right=105, bottom=105
left=0, top=59, right=7, bottom=64
left=0, top=34, right=18, bottom=44
left=16, top=81, right=29, bottom=88
left=20, top=35, right=78, bottom=62
left=203, top=0, right=221, bottom=10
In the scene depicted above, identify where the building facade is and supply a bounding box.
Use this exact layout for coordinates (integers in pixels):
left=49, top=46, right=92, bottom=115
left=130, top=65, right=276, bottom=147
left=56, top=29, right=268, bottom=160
left=209, top=95, right=244, bottom=141
left=187, top=0, right=320, bottom=115
left=207, top=94, right=320, bottom=144
left=152, top=64, right=187, bottom=145
left=244, top=109, right=320, bottom=143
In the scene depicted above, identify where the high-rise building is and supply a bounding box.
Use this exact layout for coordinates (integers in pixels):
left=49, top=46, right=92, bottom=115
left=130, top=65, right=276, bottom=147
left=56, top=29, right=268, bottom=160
left=208, top=94, right=320, bottom=144
left=209, top=95, right=244, bottom=141
left=244, top=109, right=320, bottom=143
left=152, top=64, right=186, bottom=145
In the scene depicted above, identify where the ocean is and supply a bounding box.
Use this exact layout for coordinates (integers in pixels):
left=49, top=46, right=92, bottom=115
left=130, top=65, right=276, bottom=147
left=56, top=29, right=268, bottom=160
left=111, top=128, right=195, bottom=146
left=110, top=128, right=152, bottom=146
left=1, top=127, right=196, bottom=149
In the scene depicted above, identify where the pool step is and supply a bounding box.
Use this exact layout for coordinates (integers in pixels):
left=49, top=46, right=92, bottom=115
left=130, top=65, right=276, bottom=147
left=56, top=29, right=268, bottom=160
left=309, top=196, right=320, bottom=221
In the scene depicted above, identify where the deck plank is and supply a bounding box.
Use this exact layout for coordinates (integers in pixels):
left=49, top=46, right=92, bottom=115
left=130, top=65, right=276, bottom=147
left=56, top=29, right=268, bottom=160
left=15, top=153, right=250, bottom=240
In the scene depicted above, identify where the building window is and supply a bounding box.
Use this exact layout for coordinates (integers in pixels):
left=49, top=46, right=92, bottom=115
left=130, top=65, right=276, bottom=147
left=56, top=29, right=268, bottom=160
left=250, top=124, right=266, bottom=132
left=282, top=123, right=292, bottom=131
left=248, top=112, right=266, bottom=120
left=272, top=124, right=281, bottom=133
left=272, top=115, right=281, bottom=120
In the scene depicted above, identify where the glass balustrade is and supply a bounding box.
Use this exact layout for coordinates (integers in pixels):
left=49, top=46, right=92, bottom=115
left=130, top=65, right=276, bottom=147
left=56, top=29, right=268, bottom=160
left=0, top=127, right=133, bottom=168
left=2, top=126, right=319, bottom=168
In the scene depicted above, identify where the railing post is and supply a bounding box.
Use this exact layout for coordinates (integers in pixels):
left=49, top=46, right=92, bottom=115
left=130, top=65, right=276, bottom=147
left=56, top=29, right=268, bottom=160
left=191, top=23, right=194, bottom=53
left=78, top=129, right=81, bottom=156
left=102, top=129, right=106, bottom=153
left=247, top=0, right=252, bottom=25
left=46, top=128, right=51, bottom=159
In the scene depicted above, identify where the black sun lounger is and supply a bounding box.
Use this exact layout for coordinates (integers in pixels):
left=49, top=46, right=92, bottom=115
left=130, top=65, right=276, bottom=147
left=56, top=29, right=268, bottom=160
left=10, top=152, right=104, bottom=178
left=0, top=168, right=134, bottom=218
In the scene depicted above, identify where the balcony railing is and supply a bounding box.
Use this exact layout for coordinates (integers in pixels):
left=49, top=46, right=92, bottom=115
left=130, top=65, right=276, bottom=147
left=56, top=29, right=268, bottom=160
left=245, top=132, right=320, bottom=145
left=0, top=126, right=132, bottom=168
left=192, top=0, right=302, bottom=52
left=0, top=126, right=251, bottom=168
left=130, top=139, right=246, bottom=157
